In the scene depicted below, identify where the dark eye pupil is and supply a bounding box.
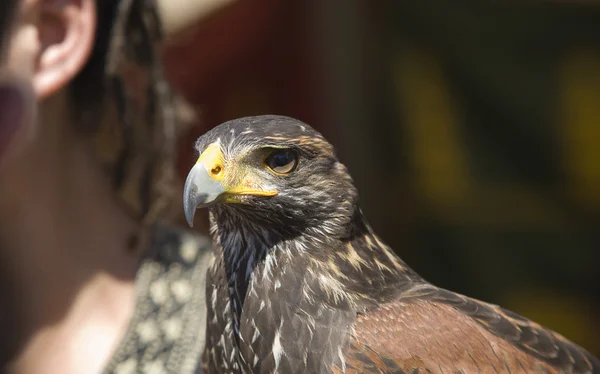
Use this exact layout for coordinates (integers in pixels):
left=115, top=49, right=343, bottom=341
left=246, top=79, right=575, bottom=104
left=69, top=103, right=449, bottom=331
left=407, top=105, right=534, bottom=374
left=272, top=152, right=292, bottom=167
left=266, top=150, right=298, bottom=174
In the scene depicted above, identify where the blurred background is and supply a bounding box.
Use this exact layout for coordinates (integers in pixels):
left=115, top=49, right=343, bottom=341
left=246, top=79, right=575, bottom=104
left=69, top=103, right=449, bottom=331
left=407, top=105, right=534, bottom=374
left=165, top=0, right=599, bottom=355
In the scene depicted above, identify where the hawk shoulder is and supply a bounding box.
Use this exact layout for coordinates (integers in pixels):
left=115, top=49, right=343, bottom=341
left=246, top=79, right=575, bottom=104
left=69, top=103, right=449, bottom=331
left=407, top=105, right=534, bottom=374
left=340, top=285, right=600, bottom=374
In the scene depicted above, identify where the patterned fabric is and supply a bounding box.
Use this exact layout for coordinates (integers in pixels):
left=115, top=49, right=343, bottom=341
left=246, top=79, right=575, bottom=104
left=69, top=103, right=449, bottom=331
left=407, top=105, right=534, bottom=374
left=102, top=224, right=212, bottom=374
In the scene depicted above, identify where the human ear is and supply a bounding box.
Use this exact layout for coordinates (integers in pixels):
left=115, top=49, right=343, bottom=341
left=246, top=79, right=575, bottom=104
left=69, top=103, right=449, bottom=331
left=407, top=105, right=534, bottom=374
left=33, top=0, right=96, bottom=98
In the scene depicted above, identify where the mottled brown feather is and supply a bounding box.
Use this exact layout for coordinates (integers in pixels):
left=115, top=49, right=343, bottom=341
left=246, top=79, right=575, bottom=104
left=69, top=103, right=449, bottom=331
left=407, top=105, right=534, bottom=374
left=339, top=292, right=599, bottom=374
left=342, top=301, right=546, bottom=373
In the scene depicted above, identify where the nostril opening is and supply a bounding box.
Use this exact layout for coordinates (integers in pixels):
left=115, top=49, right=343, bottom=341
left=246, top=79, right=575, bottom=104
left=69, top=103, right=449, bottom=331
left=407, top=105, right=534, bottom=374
left=211, top=165, right=222, bottom=175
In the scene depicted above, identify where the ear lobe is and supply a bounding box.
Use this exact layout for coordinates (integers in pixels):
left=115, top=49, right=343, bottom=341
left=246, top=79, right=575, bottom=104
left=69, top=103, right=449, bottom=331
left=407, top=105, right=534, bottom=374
left=34, top=0, right=96, bottom=98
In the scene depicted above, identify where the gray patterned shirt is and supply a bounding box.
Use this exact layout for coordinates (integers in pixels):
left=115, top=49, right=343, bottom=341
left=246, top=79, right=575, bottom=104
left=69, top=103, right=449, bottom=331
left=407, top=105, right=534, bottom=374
left=102, top=224, right=212, bottom=374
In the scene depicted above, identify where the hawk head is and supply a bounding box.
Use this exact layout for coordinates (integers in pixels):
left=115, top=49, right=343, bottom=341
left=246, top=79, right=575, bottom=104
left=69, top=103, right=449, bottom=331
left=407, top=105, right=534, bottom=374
left=183, top=115, right=358, bottom=237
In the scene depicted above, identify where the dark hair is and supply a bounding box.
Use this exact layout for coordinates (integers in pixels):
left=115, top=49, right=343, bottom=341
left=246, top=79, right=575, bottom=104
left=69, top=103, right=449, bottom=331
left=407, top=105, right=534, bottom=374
left=0, top=0, right=19, bottom=59
left=69, top=0, right=177, bottom=223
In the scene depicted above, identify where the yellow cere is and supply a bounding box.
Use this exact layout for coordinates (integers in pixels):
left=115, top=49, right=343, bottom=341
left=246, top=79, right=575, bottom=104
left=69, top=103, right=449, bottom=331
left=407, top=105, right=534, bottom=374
left=197, top=143, right=226, bottom=182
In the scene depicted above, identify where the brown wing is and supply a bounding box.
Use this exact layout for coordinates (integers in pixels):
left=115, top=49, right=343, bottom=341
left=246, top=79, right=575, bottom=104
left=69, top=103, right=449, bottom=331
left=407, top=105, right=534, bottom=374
left=339, top=286, right=600, bottom=374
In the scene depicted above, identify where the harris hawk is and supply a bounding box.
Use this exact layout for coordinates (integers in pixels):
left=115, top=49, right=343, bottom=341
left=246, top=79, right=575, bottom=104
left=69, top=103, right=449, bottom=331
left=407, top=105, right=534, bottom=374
left=183, top=115, right=600, bottom=373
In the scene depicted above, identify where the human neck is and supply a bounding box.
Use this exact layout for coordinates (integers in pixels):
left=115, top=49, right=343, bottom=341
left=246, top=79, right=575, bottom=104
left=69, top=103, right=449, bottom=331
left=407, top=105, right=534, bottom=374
left=0, top=93, right=140, bottom=365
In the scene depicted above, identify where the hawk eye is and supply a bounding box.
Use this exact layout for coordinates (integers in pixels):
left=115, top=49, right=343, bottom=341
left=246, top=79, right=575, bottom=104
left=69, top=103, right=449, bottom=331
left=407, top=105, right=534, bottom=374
left=265, top=149, right=299, bottom=175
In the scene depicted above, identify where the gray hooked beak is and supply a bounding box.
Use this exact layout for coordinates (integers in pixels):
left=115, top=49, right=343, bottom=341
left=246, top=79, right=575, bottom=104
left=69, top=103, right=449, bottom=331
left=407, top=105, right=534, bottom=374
left=183, top=162, right=226, bottom=227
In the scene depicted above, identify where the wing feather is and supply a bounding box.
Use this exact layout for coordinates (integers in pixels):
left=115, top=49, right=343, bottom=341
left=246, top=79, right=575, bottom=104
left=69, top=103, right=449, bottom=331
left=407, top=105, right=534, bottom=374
left=340, top=285, right=600, bottom=374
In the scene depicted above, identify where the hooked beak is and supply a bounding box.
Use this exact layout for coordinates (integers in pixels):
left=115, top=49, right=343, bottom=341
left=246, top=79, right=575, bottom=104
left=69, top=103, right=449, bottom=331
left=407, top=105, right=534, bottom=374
left=183, top=143, right=278, bottom=227
left=183, top=161, right=226, bottom=226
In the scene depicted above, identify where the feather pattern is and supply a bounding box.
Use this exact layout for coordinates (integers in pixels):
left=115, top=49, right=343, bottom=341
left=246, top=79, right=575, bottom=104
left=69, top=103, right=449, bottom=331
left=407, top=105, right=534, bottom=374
left=189, top=115, right=600, bottom=373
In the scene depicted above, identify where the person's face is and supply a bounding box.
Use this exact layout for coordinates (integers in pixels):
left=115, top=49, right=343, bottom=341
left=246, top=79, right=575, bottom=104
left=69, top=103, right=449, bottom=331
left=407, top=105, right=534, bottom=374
left=0, top=0, right=96, bottom=170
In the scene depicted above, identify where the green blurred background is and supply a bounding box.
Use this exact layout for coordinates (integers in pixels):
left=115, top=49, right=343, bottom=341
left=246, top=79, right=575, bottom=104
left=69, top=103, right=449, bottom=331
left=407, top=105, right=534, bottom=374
left=167, top=0, right=600, bottom=354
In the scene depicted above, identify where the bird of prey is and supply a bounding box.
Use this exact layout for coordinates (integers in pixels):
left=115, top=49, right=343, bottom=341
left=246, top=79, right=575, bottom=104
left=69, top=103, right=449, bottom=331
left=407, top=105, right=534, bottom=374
left=183, top=115, right=600, bottom=374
